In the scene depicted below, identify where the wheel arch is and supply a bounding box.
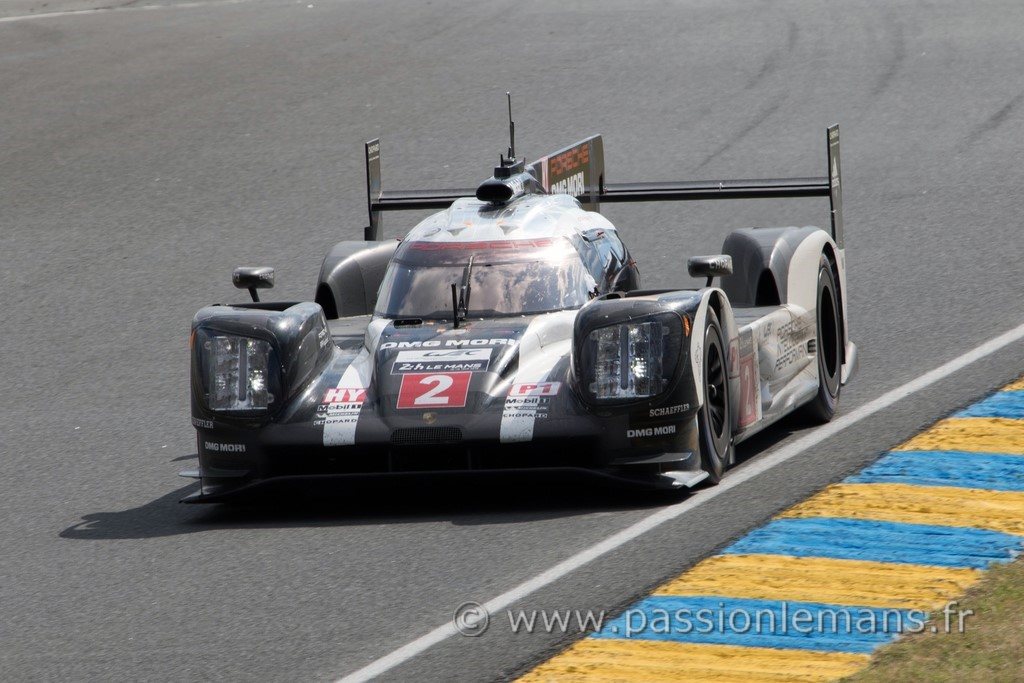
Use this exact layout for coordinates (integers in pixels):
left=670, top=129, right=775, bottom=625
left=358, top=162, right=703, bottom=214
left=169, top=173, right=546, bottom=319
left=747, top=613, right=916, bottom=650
left=690, top=288, right=737, bottom=410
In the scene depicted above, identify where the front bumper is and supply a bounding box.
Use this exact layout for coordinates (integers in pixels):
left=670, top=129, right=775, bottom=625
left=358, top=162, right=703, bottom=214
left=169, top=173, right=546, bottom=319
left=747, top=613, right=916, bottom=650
left=181, top=420, right=704, bottom=503
left=180, top=453, right=706, bottom=504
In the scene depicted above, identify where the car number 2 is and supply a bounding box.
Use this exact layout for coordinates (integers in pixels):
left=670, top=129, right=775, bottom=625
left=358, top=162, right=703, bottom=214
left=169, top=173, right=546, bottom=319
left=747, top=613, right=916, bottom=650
left=397, top=372, right=472, bottom=409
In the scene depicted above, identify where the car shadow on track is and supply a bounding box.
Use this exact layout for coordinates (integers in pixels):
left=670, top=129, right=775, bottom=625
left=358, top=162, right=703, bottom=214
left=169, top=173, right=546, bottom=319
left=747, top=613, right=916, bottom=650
left=59, top=415, right=813, bottom=541
left=731, top=415, right=805, bottom=468
left=58, top=472, right=685, bottom=541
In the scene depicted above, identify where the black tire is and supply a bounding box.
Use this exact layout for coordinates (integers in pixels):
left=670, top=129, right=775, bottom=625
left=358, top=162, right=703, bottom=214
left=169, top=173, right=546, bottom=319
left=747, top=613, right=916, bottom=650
left=698, top=308, right=733, bottom=484
left=800, top=255, right=842, bottom=423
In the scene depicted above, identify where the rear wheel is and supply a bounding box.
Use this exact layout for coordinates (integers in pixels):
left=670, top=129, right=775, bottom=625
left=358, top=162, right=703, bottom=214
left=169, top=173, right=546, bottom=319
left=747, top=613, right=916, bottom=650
left=698, top=309, right=733, bottom=484
left=800, top=255, right=842, bottom=423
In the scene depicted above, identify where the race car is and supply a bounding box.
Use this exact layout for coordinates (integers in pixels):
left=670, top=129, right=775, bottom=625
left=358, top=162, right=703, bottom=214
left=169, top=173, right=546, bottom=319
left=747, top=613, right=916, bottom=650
left=182, top=115, right=856, bottom=502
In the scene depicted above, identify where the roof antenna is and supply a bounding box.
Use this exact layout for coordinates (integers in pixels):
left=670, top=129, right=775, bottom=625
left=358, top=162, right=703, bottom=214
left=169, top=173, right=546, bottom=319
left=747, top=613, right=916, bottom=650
left=492, top=92, right=525, bottom=179
left=506, top=91, right=516, bottom=162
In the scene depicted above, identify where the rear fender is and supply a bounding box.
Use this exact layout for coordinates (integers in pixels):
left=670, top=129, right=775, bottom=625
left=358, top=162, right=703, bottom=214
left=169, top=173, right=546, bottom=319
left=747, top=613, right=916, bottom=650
left=721, top=226, right=826, bottom=308
left=785, top=228, right=836, bottom=311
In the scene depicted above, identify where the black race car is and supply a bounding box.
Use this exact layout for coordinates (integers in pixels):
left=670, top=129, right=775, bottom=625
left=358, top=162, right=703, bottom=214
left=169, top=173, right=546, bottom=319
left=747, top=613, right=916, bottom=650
left=182, top=114, right=856, bottom=502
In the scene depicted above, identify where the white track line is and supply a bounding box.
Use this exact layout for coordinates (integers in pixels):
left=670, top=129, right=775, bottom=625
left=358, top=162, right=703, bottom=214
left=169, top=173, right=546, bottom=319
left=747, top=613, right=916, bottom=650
left=338, top=321, right=1024, bottom=683
left=0, top=0, right=252, bottom=24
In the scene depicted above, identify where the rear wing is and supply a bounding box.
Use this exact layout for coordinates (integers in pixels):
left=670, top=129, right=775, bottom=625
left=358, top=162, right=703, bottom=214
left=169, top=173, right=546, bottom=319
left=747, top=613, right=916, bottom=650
left=363, top=125, right=843, bottom=248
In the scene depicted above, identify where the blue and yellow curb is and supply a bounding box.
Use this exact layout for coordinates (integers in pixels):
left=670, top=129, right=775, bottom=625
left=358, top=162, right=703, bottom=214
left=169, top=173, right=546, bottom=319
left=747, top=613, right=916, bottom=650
left=519, top=377, right=1024, bottom=681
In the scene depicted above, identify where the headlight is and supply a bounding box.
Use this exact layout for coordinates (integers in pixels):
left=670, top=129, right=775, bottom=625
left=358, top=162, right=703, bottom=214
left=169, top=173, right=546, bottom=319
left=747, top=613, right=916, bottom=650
left=202, top=334, right=274, bottom=412
left=582, top=314, right=684, bottom=402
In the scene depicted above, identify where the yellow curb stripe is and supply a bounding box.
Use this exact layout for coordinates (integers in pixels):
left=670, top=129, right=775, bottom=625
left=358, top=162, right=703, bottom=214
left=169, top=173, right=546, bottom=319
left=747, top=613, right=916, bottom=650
left=779, top=483, right=1024, bottom=536
left=895, top=417, right=1024, bottom=454
left=517, top=639, right=871, bottom=682
left=653, top=554, right=981, bottom=610
left=1004, top=376, right=1024, bottom=391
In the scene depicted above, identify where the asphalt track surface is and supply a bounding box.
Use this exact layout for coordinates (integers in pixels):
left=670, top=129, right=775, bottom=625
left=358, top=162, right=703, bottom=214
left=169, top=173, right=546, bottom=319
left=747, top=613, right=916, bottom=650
left=3, top=0, right=1024, bottom=680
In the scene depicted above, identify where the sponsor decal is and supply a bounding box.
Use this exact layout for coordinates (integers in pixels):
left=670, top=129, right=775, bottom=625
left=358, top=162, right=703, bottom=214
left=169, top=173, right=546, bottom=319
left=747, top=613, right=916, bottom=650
left=392, top=349, right=492, bottom=374
left=510, top=381, right=561, bottom=397
left=323, top=387, right=367, bottom=404
left=627, top=425, right=677, bottom=439
left=442, top=338, right=515, bottom=347
left=774, top=346, right=807, bottom=372
left=765, top=312, right=814, bottom=374
left=548, top=143, right=590, bottom=177
left=318, top=327, right=330, bottom=349
left=191, top=417, right=214, bottom=429
left=379, top=338, right=515, bottom=350
left=504, top=175, right=526, bottom=196
left=317, top=411, right=362, bottom=426
left=703, top=256, right=730, bottom=272
left=317, top=387, right=367, bottom=426
left=543, top=141, right=591, bottom=196
left=727, top=337, right=740, bottom=377
left=501, top=401, right=552, bottom=420
left=503, top=394, right=555, bottom=420
left=649, top=404, right=689, bottom=418
left=397, top=372, right=472, bottom=409
left=500, top=375, right=556, bottom=441
left=550, top=171, right=585, bottom=197
left=322, top=349, right=372, bottom=446
left=204, top=441, right=246, bottom=453
left=737, top=328, right=761, bottom=429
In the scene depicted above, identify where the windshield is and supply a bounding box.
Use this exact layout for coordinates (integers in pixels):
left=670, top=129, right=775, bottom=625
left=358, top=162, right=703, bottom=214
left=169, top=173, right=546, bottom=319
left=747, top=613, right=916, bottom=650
left=374, top=238, right=597, bottom=319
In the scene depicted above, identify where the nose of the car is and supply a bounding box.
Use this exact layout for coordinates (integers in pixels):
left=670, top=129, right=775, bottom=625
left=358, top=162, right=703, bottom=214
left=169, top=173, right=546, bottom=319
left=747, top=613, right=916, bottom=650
left=370, top=321, right=525, bottom=418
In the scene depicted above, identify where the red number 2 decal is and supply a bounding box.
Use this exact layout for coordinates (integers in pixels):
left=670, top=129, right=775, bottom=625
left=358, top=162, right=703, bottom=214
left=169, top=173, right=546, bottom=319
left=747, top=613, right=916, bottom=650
left=416, top=375, right=454, bottom=405
left=397, top=372, right=472, bottom=409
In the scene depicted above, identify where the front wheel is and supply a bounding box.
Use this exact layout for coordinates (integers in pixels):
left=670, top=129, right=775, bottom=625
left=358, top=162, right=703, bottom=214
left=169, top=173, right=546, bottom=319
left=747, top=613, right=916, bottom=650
left=698, top=309, right=733, bottom=484
left=800, top=254, right=842, bottom=423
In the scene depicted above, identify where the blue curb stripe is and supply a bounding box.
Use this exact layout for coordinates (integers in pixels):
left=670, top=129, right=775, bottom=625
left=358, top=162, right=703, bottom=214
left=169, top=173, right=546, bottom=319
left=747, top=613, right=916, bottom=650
left=956, top=390, right=1024, bottom=418
left=721, top=517, right=1022, bottom=569
left=846, top=450, right=1024, bottom=491
left=592, top=596, right=912, bottom=653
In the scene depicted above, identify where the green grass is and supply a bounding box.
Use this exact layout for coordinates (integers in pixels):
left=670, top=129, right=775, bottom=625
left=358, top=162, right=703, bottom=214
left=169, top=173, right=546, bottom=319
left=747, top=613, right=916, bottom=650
left=846, top=557, right=1024, bottom=682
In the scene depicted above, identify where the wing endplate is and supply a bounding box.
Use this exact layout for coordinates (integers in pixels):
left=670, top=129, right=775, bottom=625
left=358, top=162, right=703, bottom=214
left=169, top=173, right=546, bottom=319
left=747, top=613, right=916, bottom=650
left=528, top=135, right=605, bottom=211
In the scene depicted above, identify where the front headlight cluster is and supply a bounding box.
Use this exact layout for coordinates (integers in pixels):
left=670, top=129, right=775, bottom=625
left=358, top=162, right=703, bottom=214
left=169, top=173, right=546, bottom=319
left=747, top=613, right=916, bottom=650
left=581, top=314, right=685, bottom=402
left=202, top=334, right=275, bottom=412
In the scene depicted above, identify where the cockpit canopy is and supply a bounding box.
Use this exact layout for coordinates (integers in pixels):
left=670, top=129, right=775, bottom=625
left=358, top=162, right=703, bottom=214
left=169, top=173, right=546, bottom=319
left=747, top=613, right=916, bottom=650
left=374, top=237, right=598, bottom=320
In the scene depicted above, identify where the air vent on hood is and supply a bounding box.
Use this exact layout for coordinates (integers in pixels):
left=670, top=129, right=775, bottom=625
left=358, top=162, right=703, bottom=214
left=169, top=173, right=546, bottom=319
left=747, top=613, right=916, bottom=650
left=390, top=426, right=463, bottom=447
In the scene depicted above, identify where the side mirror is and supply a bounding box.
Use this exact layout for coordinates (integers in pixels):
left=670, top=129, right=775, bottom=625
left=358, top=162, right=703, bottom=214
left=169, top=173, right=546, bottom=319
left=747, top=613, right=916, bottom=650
left=232, top=266, right=275, bottom=302
left=687, top=255, right=733, bottom=287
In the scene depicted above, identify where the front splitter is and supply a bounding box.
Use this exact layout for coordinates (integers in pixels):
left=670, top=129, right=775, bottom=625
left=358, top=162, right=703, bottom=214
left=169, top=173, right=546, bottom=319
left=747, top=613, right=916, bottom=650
left=180, top=465, right=705, bottom=504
